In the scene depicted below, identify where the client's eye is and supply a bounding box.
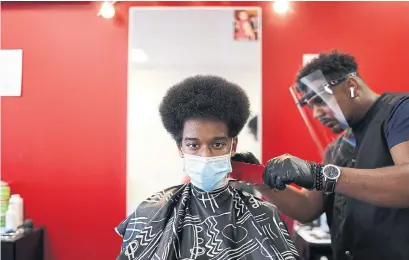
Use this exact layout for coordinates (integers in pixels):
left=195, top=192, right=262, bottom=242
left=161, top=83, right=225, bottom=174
left=187, top=143, right=199, bottom=149
left=213, top=142, right=226, bottom=149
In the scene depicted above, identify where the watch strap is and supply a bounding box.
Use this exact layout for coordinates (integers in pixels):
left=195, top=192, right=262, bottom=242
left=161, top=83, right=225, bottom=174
left=323, top=179, right=337, bottom=193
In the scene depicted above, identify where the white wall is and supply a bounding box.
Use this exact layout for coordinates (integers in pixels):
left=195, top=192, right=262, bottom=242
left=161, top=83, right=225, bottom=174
left=127, top=7, right=262, bottom=214
left=128, top=7, right=261, bottom=70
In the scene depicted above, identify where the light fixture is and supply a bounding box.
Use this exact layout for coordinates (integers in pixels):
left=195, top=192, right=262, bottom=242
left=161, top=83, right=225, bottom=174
left=98, top=1, right=116, bottom=19
left=273, top=0, right=290, bottom=14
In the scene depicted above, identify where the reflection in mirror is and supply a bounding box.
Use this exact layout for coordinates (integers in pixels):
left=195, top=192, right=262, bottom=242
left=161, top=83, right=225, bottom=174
left=127, top=7, right=262, bottom=213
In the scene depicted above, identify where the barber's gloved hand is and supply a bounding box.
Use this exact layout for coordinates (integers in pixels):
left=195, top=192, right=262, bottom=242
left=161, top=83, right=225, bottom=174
left=263, top=154, right=316, bottom=190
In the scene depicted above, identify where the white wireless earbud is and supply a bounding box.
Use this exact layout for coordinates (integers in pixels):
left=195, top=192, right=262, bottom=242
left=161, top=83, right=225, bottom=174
left=350, top=87, right=355, bottom=98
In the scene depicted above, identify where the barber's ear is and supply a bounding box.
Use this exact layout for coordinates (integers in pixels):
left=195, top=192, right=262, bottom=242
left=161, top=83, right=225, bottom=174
left=231, top=137, right=238, bottom=157
left=347, top=78, right=360, bottom=98
left=349, top=86, right=355, bottom=98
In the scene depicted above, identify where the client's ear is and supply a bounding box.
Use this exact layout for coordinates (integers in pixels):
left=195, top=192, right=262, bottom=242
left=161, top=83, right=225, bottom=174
left=177, top=143, right=183, bottom=158
left=231, top=137, right=238, bottom=157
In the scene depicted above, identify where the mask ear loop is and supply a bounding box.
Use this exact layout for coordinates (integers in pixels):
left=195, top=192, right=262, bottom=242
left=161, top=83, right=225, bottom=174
left=227, top=138, right=236, bottom=183
left=229, top=138, right=234, bottom=154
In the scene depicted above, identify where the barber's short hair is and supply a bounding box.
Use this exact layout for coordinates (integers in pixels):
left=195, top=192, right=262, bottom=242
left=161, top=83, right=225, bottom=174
left=296, top=50, right=359, bottom=92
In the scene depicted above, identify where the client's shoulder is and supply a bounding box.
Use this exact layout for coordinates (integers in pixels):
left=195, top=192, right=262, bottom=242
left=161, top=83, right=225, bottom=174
left=137, top=184, right=186, bottom=210
left=230, top=187, right=287, bottom=228
left=231, top=183, right=280, bottom=211
left=115, top=184, right=186, bottom=239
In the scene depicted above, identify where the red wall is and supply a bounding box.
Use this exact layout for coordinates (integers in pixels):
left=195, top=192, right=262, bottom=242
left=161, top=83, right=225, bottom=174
left=2, top=1, right=409, bottom=259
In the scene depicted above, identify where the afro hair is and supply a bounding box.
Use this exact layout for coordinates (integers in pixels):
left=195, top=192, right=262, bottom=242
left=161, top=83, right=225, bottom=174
left=296, top=50, right=359, bottom=92
left=159, top=75, right=251, bottom=143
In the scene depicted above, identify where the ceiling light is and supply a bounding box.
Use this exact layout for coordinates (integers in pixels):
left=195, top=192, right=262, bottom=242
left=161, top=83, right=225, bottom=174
left=273, top=0, right=290, bottom=14
left=98, top=1, right=116, bottom=19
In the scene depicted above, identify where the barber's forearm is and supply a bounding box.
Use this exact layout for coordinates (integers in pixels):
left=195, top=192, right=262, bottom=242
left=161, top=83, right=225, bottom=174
left=336, top=164, right=409, bottom=208
left=254, top=185, right=323, bottom=223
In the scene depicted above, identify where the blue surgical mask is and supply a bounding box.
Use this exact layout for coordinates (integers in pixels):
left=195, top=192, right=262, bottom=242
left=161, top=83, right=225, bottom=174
left=182, top=144, right=233, bottom=192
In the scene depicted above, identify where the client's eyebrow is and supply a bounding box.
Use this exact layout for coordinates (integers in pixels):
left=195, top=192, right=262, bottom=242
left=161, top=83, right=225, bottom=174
left=184, top=136, right=227, bottom=141
left=184, top=137, right=199, bottom=141
left=213, top=136, right=228, bottom=141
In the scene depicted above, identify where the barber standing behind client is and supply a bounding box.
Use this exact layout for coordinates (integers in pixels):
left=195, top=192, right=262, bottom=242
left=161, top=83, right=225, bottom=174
left=261, top=51, right=409, bottom=260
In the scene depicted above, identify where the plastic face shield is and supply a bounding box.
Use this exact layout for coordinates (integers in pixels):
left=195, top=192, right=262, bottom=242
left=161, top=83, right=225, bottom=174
left=289, top=70, right=357, bottom=159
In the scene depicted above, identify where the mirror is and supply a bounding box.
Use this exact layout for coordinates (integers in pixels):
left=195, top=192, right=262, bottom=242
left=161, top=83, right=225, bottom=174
left=127, top=7, right=262, bottom=213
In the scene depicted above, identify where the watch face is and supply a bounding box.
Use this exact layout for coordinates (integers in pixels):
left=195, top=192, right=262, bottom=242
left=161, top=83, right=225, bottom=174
left=325, top=165, right=340, bottom=179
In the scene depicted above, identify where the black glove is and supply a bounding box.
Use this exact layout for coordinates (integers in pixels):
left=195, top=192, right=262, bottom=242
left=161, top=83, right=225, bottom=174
left=263, top=154, right=319, bottom=190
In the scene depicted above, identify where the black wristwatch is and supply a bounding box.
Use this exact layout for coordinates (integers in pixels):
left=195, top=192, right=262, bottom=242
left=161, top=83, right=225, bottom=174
left=322, top=164, right=341, bottom=194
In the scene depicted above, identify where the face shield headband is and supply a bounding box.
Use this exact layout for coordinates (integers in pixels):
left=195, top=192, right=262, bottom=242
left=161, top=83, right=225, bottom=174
left=295, top=71, right=357, bottom=108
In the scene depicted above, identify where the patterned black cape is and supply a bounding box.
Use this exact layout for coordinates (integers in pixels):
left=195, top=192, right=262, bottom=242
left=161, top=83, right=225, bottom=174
left=116, top=181, right=300, bottom=260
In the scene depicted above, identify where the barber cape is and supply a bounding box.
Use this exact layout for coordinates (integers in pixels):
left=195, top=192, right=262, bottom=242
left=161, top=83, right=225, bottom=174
left=115, top=181, right=300, bottom=260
